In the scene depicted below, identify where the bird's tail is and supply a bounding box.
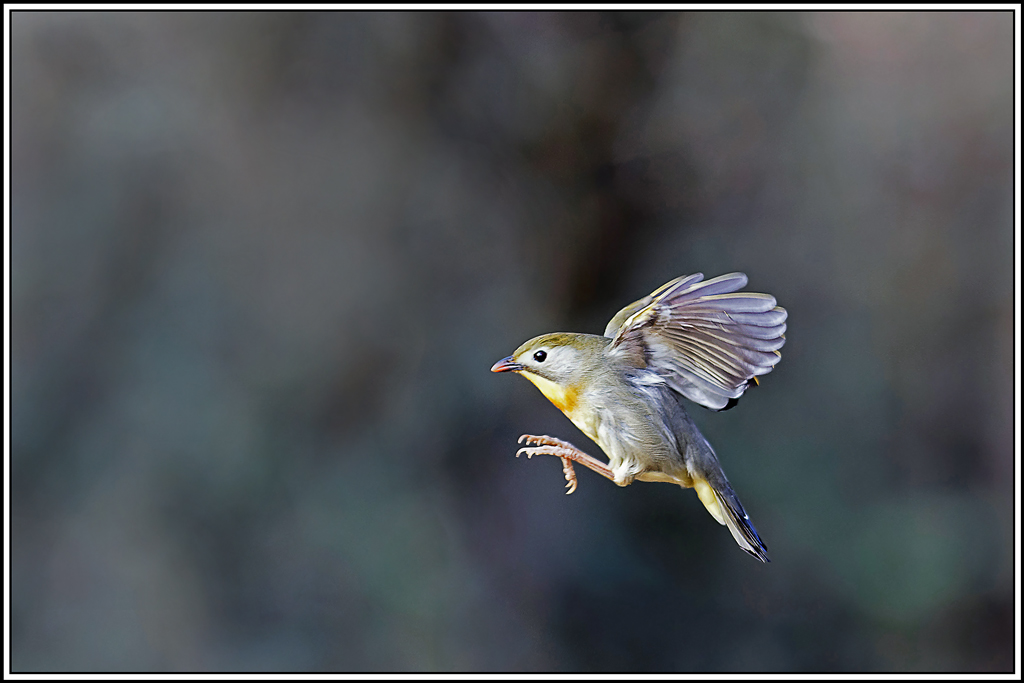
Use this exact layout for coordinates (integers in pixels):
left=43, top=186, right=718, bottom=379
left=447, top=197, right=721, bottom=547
left=693, top=478, right=770, bottom=563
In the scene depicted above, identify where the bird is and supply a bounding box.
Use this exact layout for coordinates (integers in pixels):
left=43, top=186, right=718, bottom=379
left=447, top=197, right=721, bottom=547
left=490, top=272, right=786, bottom=562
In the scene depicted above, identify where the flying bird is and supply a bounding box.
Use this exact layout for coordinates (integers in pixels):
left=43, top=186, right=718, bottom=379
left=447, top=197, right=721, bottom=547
left=491, top=272, right=786, bottom=562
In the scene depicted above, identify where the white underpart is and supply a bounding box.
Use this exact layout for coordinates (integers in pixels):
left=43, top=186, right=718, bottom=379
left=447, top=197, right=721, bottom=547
left=597, top=416, right=645, bottom=486
left=593, top=369, right=666, bottom=486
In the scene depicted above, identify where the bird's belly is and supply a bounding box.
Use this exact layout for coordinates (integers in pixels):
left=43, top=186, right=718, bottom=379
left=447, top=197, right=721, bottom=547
left=567, top=411, right=600, bottom=444
left=570, top=408, right=643, bottom=487
left=592, top=401, right=688, bottom=487
left=594, top=417, right=650, bottom=486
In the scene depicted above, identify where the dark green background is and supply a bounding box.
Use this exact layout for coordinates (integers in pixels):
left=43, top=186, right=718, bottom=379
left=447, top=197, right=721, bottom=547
left=11, top=11, right=1015, bottom=672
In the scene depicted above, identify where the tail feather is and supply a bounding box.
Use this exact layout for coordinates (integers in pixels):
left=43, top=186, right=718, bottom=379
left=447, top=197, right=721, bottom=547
left=712, top=486, right=770, bottom=563
left=693, top=477, right=769, bottom=562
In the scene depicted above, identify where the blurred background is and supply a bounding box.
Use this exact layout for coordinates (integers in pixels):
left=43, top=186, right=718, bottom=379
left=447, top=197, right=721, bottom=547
left=10, top=11, right=1016, bottom=673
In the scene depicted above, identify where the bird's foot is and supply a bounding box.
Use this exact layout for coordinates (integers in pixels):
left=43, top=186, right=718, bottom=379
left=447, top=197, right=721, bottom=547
left=516, top=434, right=614, bottom=492
left=516, top=435, right=579, bottom=493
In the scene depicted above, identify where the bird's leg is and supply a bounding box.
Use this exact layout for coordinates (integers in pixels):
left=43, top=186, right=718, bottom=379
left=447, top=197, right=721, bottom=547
left=516, top=434, right=615, bottom=494
left=516, top=435, right=585, bottom=494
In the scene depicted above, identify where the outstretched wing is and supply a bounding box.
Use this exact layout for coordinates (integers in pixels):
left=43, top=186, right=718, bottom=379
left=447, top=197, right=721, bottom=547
left=605, top=272, right=787, bottom=410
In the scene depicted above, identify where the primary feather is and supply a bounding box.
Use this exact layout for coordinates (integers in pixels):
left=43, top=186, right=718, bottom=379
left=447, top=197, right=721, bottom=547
left=605, top=272, right=787, bottom=410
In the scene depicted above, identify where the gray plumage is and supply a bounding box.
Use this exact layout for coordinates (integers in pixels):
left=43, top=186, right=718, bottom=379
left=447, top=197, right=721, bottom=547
left=605, top=272, right=787, bottom=411
left=494, top=272, right=785, bottom=562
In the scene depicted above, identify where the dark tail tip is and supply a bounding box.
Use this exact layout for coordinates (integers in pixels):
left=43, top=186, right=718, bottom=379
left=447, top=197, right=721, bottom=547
left=741, top=542, right=771, bottom=563
left=737, top=519, right=770, bottom=563
left=715, top=487, right=770, bottom=563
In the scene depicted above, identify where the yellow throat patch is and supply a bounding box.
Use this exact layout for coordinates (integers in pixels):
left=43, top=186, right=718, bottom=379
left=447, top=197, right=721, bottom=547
left=522, top=371, right=578, bottom=417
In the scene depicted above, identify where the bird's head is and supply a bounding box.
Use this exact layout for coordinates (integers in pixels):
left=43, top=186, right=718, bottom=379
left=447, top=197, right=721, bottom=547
left=491, top=333, right=606, bottom=415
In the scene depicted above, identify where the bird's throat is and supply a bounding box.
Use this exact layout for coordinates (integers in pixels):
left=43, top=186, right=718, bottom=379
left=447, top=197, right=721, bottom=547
left=522, top=371, right=579, bottom=416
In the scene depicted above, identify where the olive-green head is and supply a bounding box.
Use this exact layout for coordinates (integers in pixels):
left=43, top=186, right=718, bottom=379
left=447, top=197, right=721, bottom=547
left=490, top=332, right=608, bottom=390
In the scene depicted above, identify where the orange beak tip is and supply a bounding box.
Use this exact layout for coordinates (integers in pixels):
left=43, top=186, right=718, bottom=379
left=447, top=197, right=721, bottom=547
left=491, top=357, right=522, bottom=373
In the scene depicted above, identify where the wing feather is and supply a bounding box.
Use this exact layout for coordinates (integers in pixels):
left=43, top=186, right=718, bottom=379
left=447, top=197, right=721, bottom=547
left=606, top=272, right=787, bottom=410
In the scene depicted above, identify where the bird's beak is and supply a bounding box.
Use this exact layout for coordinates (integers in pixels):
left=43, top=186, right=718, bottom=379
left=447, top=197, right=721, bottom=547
left=490, top=356, right=523, bottom=373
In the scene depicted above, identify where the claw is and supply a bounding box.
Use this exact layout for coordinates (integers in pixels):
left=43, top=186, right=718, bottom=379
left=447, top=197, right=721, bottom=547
left=559, top=457, right=578, bottom=495
left=513, top=434, right=611, bottom=491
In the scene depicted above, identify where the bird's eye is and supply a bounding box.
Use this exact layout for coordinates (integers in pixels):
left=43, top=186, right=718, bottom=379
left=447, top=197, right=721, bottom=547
left=533, top=350, right=547, bottom=362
